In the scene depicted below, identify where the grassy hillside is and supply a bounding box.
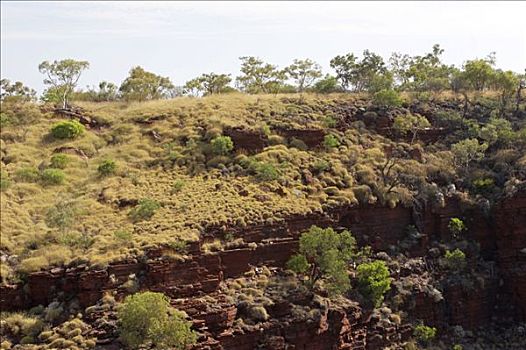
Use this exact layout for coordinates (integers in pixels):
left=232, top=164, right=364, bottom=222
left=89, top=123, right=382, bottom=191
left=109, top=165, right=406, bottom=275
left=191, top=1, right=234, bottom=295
left=1, top=93, right=525, bottom=283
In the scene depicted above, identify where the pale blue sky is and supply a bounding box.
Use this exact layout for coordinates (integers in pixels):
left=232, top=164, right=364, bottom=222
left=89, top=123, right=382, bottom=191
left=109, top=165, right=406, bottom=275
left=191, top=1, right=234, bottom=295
left=1, top=1, right=525, bottom=93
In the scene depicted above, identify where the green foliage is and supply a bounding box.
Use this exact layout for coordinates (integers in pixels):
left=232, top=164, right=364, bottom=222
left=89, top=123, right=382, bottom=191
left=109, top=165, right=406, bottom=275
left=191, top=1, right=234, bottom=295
left=286, top=254, right=309, bottom=274
left=118, top=291, right=197, bottom=349
left=330, top=50, right=391, bottom=92
left=38, top=59, right=90, bottom=107
left=97, top=159, right=117, bottom=177
left=312, top=74, right=341, bottom=93
left=15, top=167, right=40, bottom=183
left=444, top=249, right=467, bottom=271
left=403, top=44, right=451, bottom=94
left=413, top=324, right=437, bottom=344
left=236, top=56, right=286, bottom=94
left=472, top=177, right=495, bottom=193
left=210, top=136, right=234, bottom=155
left=184, top=73, right=232, bottom=96
left=0, top=79, right=36, bottom=103
left=323, top=134, right=340, bottom=149
left=285, top=58, right=322, bottom=92
left=252, top=162, right=279, bottom=181
left=129, top=198, right=161, bottom=222
left=50, top=120, right=85, bottom=139
left=451, top=138, right=488, bottom=168
left=372, top=89, right=403, bottom=107
left=0, top=170, right=10, bottom=191
left=448, top=217, right=466, bottom=238
left=392, top=114, right=430, bottom=143
left=453, top=345, right=464, bottom=350
left=49, top=153, right=69, bottom=169
left=41, top=168, right=65, bottom=185
left=461, top=55, right=496, bottom=91
left=46, top=199, right=77, bottom=231
left=287, top=226, right=357, bottom=296
left=171, top=180, right=185, bottom=193
left=356, top=260, right=392, bottom=307
left=57, top=232, right=94, bottom=249
left=119, top=66, right=174, bottom=101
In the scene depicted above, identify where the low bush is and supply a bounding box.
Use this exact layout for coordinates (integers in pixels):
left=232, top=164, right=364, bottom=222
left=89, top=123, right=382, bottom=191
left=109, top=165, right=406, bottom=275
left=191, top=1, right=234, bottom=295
left=443, top=249, right=466, bottom=271
left=356, top=260, right=392, bottom=307
left=129, top=198, right=161, bottom=222
left=50, top=120, right=85, bottom=139
left=0, top=170, right=10, bottom=191
left=171, top=180, right=185, bottom=193
left=97, top=159, right=117, bottom=176
left=118, top=291, right=197, bottom=349
left=210, top=135, right=234, bottom=155
left=253, top=162, right=279, bottom=181
left=15, top=167, right=40, bottom=183
left=41, top=168, right=65, bottom=185
left=448, top=217, right=466, bottom=238
left=413, top=324, right=437, bottom=344
left=372, top=89, right=403, bottom=107
left=323, top=134, right=340, bottom=149
left=49, top=153, right=69, bottom=169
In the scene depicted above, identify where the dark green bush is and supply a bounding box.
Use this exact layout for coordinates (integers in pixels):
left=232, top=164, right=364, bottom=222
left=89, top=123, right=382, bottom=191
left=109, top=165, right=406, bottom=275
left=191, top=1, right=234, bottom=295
left=356, top=260, right=392, bottom=307
left=372, top=89, right=403, bottom=107
left=97, top=159, right=117, bottom=176
left=41, top=169, right=65, bottom=185
left=253, top=162, right=279, bottom=181
left=50, top=120, right=85, bottom=139
left=129, top=198, right=161, bottom=222
left=413, top=324, right=437, bottom=344
left=443, top=249, right=466, bottom=271
left=118, top=291, right=197, bottom=349
left=49, top=153, right=69, bottom=169
left=210, top=136, right=234, bottom=155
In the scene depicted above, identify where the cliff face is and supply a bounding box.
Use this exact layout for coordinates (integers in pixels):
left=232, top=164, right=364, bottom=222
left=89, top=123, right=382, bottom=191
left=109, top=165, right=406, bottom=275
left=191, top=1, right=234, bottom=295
left=1, top=191, right=525, bottom=349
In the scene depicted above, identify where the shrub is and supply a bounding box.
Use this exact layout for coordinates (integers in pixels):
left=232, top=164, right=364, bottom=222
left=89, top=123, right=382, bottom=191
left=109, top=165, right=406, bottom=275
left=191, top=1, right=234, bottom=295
left=118, top=291, right=197, bottom=349
left=50, top=120, right=85, bottom=139
left=15, top=167, right=40, bottom=182
left=49, top=153, right=69, bottom=169
left=41, top=168, right=65, bottom=185
left=413, top=324, right=437, bottom=344
left=372, top=89, right=402, bottom=107
left=129, top=198, right=161, bottom=222
left=448, top=218, right=466, bottom=238
left=46, top=199, right=77, bottom=231
left=356, top=260, right=392, bottom=307
left=97, top=159, right=117, bottom=176
left=324, top=134, right=340, bottom=149
left=210, top=135, right=234, bottom=155
left=444, top=249, right=466, bottom=271
left=253, top=162, right=279, bottom=181
left=171, top=180, right=185, bottom=193
left=0, top=170, right=10, bottom=191
left=287, top=226, right=356, bottom=296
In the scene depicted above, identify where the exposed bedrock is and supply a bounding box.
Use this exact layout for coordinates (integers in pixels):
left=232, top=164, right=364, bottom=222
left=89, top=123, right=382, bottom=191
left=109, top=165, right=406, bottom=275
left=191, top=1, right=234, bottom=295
left=1, top=191, right=525, bottom=349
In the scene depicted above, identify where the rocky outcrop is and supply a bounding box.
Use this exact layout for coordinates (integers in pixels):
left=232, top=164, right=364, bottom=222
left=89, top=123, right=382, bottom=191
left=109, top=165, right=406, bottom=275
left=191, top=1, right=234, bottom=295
left=224, top=127, right=268, bottom=153
left=2, top=191, right=525, bottom=350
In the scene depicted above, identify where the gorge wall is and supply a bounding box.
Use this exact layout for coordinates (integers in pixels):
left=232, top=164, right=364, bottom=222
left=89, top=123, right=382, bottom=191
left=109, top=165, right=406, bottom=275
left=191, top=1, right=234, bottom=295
left=1, top=190, right=525, bottom=349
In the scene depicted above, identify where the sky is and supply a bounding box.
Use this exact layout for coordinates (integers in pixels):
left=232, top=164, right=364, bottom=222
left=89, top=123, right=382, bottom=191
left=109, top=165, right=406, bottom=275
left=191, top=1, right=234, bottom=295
left=1, top=1, right=525, bottom=93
